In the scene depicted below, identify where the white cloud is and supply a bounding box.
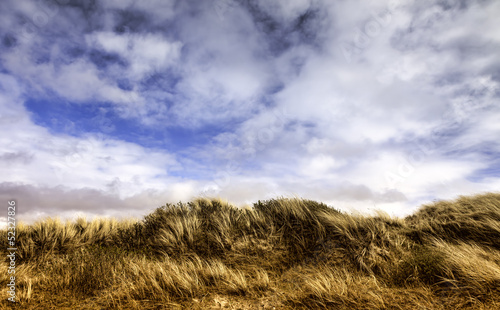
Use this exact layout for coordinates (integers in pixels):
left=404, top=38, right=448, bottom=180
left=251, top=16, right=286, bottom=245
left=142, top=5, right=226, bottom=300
left=0, top=0, right=499, bottom=224
left=0, top=76, right=186, bottom=204
left=87, top=31, right=183, bottom=80
left=299, top=154, right=343, bottom=178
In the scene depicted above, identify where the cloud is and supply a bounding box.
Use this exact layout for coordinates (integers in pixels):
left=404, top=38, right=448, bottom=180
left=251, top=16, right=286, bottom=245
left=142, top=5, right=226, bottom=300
left=0, top=152, right=34, bottom=164
left=0, top=0, right=499, bottom=225
left=86, top=31, right=182, bottom=80
left=0, top=182, right=199, bottom=228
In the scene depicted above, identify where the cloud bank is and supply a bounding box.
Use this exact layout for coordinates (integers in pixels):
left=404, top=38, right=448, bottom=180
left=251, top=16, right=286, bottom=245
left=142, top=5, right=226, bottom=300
left=0, top=0, right=499, bottom=225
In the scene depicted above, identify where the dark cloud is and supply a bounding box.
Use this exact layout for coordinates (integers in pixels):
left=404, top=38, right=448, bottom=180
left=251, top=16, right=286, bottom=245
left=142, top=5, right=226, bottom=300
left=0, top=152, right=34, bottom=164
left=65, top=0, right=104, bottom=31
left=0, top=182, right=169, bottom=221
left=436, top=0, right=471, bottom=11
left=239, top=0, right=326, bottom=55
left=292, top=8, right=325, bottom=45
left=2, top=33, right=17, bottom=49
left=113, top=8, right=151, bottom=33
left=88, top=49, right=128, bottom=69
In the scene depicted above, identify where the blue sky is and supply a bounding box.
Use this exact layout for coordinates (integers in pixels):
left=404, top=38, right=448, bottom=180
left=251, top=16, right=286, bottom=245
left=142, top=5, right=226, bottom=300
left=0, top=0, right=499, bottom=224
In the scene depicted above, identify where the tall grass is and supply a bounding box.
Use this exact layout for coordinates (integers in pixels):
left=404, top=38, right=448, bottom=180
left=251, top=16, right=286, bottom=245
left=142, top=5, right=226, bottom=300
left=1, top=193, right=499, bottom=309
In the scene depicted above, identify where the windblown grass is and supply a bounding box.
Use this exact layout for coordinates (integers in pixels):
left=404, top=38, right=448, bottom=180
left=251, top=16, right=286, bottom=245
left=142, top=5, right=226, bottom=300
left=1, top=193, right=500, bottom=309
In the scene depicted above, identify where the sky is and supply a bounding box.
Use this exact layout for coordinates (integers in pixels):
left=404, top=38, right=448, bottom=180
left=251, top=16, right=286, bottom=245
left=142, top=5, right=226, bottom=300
left=0, top=0, right=499, bottom=225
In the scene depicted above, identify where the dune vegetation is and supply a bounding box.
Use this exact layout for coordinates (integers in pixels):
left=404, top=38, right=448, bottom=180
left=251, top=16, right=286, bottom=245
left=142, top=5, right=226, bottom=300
left=1, top=192, right=500, bottom=309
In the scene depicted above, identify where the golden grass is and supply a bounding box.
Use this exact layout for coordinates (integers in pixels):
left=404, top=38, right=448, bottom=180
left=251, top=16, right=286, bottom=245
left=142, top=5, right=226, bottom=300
left=1, top=193, right=500, bottom=309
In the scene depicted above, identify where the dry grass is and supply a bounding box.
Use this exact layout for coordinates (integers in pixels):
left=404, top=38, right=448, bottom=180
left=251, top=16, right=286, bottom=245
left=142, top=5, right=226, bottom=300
left=1, top=193, right=500, bottom=309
